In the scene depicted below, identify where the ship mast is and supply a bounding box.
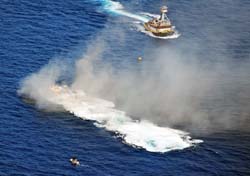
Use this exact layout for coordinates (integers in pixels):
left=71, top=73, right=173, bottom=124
left=159, top=6, right=168, bottom=21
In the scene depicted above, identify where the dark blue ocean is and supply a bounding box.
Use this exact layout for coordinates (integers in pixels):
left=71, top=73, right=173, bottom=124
left=1, top=0, right=250, bottom=175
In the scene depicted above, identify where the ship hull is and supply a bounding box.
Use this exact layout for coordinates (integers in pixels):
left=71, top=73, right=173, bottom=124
left=144, top=23, right=175, bottom=36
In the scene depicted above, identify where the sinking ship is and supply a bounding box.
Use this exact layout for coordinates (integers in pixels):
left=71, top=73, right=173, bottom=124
left=144, top=6, right=175, bottom=37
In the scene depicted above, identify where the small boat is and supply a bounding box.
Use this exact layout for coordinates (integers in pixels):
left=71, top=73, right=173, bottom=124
left=70, top=157, right=80, bottom=166
left=144, top=6, right=175, bottom=37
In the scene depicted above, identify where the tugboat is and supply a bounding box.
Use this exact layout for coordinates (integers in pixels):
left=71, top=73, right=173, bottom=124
left=144, top=6, right=175, bottom=37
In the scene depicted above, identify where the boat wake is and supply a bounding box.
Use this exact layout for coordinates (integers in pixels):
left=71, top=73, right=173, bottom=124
left=44, top=84, right=202, bottom=153
left=99, top=0, right=180, bottom=39
left=100, top=0, right=149, bottom=22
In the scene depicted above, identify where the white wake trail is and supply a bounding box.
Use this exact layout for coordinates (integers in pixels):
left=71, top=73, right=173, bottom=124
left=101, top=0, right=149, bottom=22
left=48, top=85, right=202, bottom=153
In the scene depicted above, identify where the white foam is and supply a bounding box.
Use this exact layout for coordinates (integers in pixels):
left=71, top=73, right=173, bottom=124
left=48, top=85, right=202, bottom=153
left=140, top=12, right=160, bottom=19
left=102, top=0, right=149, bottom=22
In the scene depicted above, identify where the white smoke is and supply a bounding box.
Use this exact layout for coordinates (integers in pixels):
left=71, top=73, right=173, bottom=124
left=18, top=60, right=65, bottom=110
left=18, top=39, right=204, bottom=153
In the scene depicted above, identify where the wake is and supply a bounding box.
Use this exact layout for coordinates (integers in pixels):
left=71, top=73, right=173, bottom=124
left=47, top=84, right=202, bottom=153
left=101, top=0, right=149, bottom=22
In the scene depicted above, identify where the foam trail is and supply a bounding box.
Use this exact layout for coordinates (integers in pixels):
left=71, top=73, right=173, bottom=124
left=101, top=0, right=149, bottom=22
left=48, top=85, right=202, bottom=153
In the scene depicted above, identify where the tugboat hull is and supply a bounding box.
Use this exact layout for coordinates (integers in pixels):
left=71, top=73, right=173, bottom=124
left=144, top=23, right=175, bottom=37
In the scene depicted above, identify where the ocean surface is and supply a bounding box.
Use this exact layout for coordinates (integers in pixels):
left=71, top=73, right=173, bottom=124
left=1, top=0, right=250, bottom=175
